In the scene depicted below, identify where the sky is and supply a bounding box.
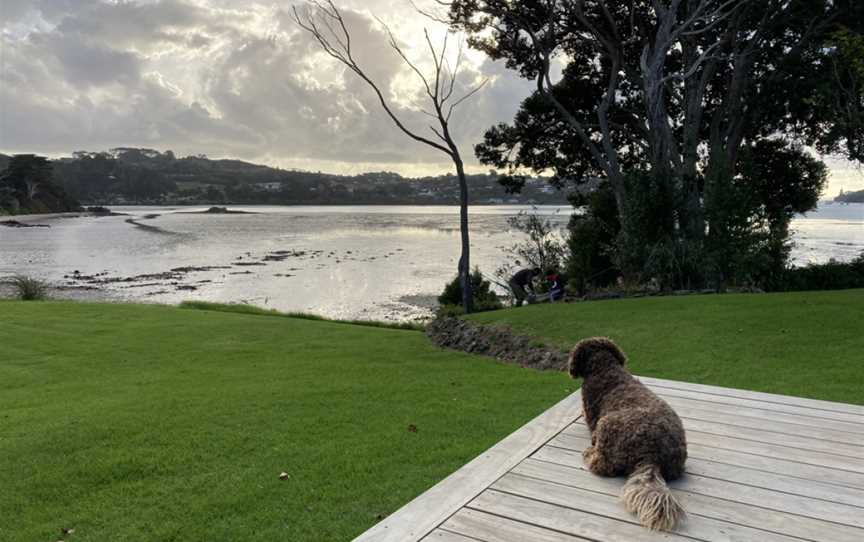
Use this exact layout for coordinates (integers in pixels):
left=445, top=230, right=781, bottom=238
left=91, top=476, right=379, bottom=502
left=1, top=0, right=861, bottom=195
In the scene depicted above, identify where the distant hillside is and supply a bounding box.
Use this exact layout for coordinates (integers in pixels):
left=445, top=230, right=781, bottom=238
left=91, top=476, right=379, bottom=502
left=835, top=189, right=864, bottom=203
left=29, top=147, right=570, bottom=206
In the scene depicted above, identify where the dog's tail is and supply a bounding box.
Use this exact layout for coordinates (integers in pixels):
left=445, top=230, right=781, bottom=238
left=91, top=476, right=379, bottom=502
left=621, top=463, right=685, bottom=531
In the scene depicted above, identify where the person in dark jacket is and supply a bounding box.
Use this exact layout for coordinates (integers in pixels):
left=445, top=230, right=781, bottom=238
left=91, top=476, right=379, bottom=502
left=509, top=267, right=541, bottom=306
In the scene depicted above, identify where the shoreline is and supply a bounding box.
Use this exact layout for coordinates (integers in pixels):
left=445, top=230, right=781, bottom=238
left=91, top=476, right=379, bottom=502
left=2, top=204, right=860, bottom=321
left=2, top=210, right=126, bottom=225
left=0, top=204, right=574, bottom=222
left=0, top=284, right=436, bottom=324
left=0, top=283, right=121, bottom=303
left=5, top=201, right=858, bottom=223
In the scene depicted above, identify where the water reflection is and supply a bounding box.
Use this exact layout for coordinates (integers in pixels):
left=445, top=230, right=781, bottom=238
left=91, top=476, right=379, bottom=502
left=1, top=204, right=861, bottom=321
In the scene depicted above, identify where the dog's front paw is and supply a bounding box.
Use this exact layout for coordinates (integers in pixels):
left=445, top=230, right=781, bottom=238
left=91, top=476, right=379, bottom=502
left=583, top=446, right=614, bottom=476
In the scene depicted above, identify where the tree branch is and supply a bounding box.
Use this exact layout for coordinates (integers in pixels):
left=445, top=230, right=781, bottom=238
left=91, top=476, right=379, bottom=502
left=292, top=1, right=454, bottom=156
left=447, top=77, right=489, bottom=122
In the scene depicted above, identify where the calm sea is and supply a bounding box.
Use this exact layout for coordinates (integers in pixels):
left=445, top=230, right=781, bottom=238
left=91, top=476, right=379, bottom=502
left=2, top=204, right=862, bottom=321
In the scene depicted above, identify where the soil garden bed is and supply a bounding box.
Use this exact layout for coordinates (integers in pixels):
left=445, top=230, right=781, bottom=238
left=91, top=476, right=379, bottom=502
left=426, top=316, right=569, bottom=371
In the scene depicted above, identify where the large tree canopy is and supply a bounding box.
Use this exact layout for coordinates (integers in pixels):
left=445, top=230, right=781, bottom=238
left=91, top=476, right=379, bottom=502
left=0, top=155, right=79, bottom=215
left=449, top=0, right=863, bottom=288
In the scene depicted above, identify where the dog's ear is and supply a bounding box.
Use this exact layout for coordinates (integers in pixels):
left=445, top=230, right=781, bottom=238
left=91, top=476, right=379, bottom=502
left=568, top=337, right=626, bottom=378
left=568, top=341, right=591, bottom=379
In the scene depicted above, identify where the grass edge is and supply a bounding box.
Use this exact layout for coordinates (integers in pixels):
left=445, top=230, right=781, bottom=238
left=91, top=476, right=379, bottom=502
left=178, top=300, right=426, bottom=331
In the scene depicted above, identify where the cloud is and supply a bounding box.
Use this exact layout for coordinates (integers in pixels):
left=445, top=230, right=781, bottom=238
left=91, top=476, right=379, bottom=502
left=1, top=0, right=857, bottom=192
left=41, top=33, right=142, bottom=88
left=0, top=0, right=555, bottom=176
left=0, top=0, right=35, bottom=24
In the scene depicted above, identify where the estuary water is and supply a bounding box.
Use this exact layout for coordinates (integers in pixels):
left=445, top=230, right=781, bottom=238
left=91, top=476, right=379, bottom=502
left=1, top=203, right=862, bottom=321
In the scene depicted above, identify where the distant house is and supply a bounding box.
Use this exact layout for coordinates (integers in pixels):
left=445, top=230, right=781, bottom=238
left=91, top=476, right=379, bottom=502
left=254, top=182, right=282, bottom=191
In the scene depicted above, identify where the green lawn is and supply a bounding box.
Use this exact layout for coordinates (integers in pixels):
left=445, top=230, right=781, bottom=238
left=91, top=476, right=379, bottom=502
left=472, top=289, right=864, bottom=405
left=0, top=302, right=571, bottom=542
left=3, top=291, right=862, bottom=541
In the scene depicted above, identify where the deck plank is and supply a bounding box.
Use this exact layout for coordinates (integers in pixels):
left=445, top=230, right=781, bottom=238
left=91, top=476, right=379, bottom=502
left=681, top=431, right=864, bottom=472
left=679, top=417, right=863, bottom=457
left=551, top=431, right=864, bottom=489
left=354, top=378, right=864, bottom=541
left=561, top=424, right=864, bottom=472
left=658, top=394, right=864, bottom=435
left=421, top=529, right=481, bottom=542
left=672, top=406, right=864, bottom=448
left=533, top=445, right=864, bottom=509
left=468, top=490, right=697, bottom=541
left=649, top=387, right=864, bottom=425
left=441, top=509, right=591, bottom=542
left=640, top=377, right=864, bottom=416
left=516, top=457, right=864, bottom=531
left=488, top=475, right=814, bottom=542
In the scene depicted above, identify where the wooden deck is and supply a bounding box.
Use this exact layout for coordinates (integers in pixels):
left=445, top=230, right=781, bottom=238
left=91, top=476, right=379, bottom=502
left=354, top=377, right=864, bottom=542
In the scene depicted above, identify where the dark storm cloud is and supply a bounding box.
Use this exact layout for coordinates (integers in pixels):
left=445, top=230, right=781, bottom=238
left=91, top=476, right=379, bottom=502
left=39, top=33, right=142, bottom=87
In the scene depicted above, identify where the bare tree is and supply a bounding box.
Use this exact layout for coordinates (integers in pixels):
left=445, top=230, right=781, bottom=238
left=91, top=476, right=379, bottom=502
left=293, top=0, right=487, bottom=313
left=25, top=179, right=40, bottom=200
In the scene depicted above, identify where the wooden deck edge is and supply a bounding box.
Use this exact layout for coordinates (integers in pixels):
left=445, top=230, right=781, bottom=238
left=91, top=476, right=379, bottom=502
left=352, top=390, right=583, bottom=542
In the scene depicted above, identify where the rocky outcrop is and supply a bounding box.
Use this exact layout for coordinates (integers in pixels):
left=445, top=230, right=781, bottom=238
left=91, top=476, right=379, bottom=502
left=426, top=317, right=569, bottom=371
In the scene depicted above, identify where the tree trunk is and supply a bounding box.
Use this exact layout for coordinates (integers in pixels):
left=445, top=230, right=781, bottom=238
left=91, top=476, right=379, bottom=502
left=680, top=34, right=718, bottom=247
left=455, top=158, right=473, bottom=313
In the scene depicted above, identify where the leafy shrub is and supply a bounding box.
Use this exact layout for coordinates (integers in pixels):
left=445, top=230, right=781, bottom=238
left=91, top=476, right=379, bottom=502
left=775, top=253, right=864, bottom=292
left=566, top=183, right=620, bottom=294
left=494, top=209, right=566, bottom=292
left=435, top=303, right=468, bottom=318
left=86, top=206, right=113, bottom=215
left=438, top=268, right=503, bottom=312
left=7, top=275, right=49, bottom=300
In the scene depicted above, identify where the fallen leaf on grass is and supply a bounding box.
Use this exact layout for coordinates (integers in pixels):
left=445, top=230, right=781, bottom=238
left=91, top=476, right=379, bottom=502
left=407, top=424, right=418, bottom=433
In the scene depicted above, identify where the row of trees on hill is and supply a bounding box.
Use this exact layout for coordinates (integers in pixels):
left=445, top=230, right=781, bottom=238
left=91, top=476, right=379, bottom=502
left=51, top=148, right=278, bottom=202
left=1, top=148, right=565, bottom=210
left=445, top=0, right=863, bottom=292
left=54, top=150, right=178, bottom=201
left=835, top=189, right=864, bottom=203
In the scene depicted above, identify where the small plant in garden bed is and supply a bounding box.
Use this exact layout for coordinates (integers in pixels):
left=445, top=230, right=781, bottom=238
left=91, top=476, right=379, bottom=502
left=438, top=268, right=503, bottom=314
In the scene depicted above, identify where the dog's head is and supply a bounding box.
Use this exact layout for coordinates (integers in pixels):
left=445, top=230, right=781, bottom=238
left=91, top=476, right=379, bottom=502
left=568, top=337, right=627, bottom=379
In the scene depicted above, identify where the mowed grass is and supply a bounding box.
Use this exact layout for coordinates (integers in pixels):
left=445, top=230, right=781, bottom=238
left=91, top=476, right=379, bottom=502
left=3, top=291, right=862, bottom=541
left=0, top=302, right=572, bottom=542
left=471, top=289, right=864, bottom=405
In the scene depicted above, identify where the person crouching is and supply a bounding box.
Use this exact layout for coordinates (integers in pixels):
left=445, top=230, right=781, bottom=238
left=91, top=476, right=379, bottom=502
left=545, top=268, right=565, bottom=302
left=509, top=267, right=540, bottom=306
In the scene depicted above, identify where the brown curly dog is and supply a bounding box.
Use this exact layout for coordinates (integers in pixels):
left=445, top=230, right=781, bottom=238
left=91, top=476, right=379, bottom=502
left=569, top=337, right=687, bottom=531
